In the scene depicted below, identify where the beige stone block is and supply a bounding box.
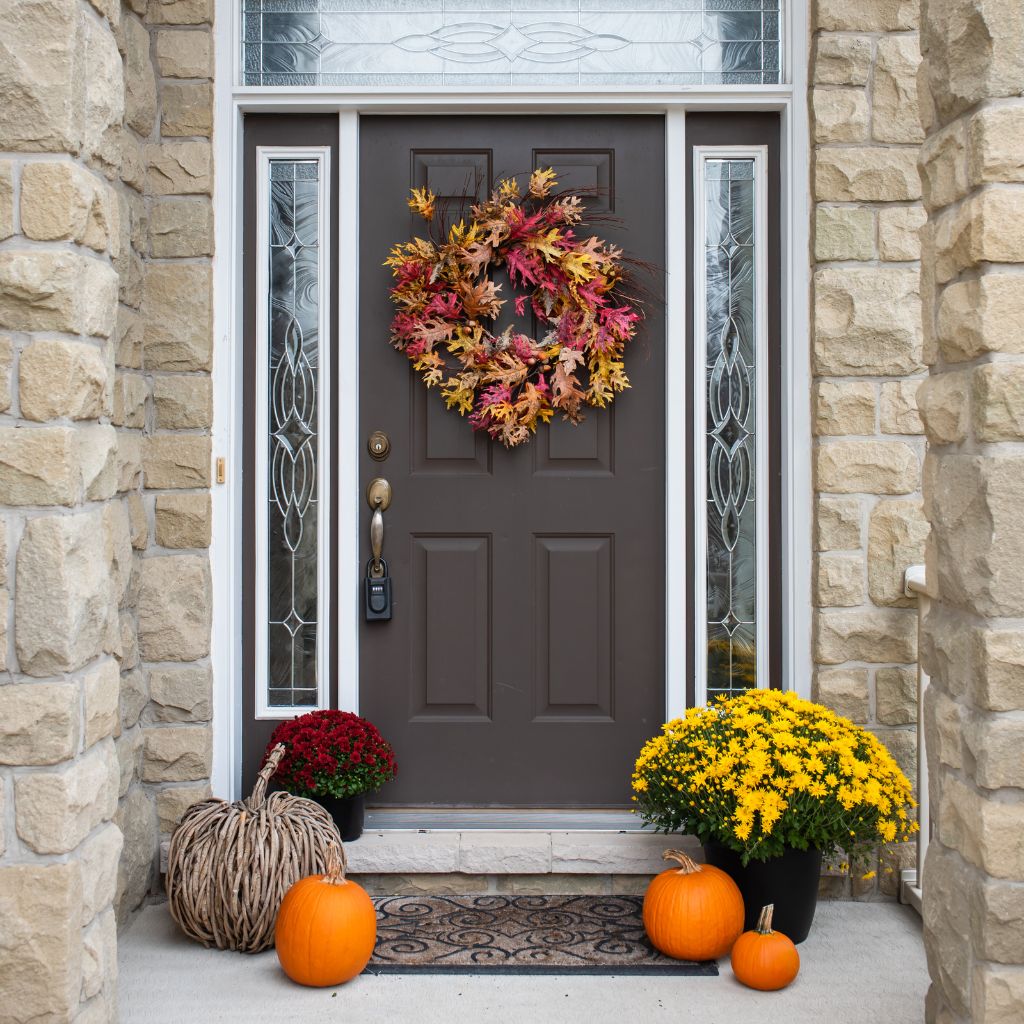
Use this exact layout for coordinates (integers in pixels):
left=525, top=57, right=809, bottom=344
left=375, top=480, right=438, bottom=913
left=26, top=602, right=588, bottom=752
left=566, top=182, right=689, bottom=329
left=925, top=677, right=963, bottom=771
left=934, top=190, right=1024, bottom=284
left=965, top=716, right=1024, bottom=790
left=872, top=36, right=924, bottom=144
left=815, top=495, right=862, bottom=551
left=873, top=728, right=917, bottom=780
left=814, top=553, right=863, bottom=607
left=816, top=0, right=917, bottom=30
left=876, top=666, right=917, bottom=725
left=137, top=554, right=211, bottom=661
left=813, top=35, right=872, bottom=86
left=813, top=268, right=923, bottom=376
left=460, top=832, right=552, bottom=874
left=15, top=739, right=118, bottom=854
left=815, top=148, right=921, bottom=202
left=146, top=140, right=213, bottom=196
left=123, top=13, right=157, bottom=136
left=78, top=424, right=119, bottom=502
left=142, top=262, right=212, bottom=370
left=881, top=381, right=924, bottom=435
left=156, top=783, right=212, bottom=833
left=79, top=823, right=123, bottom=926
left=0, top=335, right=11, bottom=413
left=117, top=431, right=143, bottom=493
left=918, top=120, right=968, bottom=212
left=143, top=434, right=211, bottom=489
left=120, top=668, right=148, bottom=732
left=879, top=841, right=917, bottom=897
left=970, top=875, right=1024, bottom=964
left=115, top=730, right=143, bottom=800
left=150, top=199, right=213, bottom=258
left=938, top=774, right=1024, bottom=879
left=973, top=363, right=1024, bottom=441
left=113, top=372, right=147, bottom=428
left=813, top=667, right=869, bottom=722
left=153, top=375, right=213, bottom=429
left=0, top=250, right=118, bottom=338
left=146, top=664, right=212, bottom=723
left=0, top=427, right=84, bottom=506
left=921, top=603, right=976, bottom=699
left=154, top=492, right=212, bottom=549
left=0, top=588, right=7, bottom=675
left=351, top=873, right=491, bottom=897
left=81, top=908, right=116, bottom=1003
left=83, top=659, right=120, bottom=749
left=155, top=29, right=212, bottom=78
left=922, top=842, right=973, bottom=1017
left=972, top=964, right=1024, bottom=1023
left=120, top=130, right=146, bottom=194
left=974, top=630, right=1024, bottom=712
left=116, top=307, right=144, bottom=369
left=968, top=105, right=1024, bottom=185
left=0, top=163, right=12, bottom=240
left=146, top=0, right=214, bottom=24
left=0, top=862, right=82, bottom=1024
left=161, top=81, right=213, bottom=137
left=815, top=441, right=919, bottom=494
left=937, top=274, right=1024, bottom=362
left=879, top=206, right=926, bottom=261
left=922, top=0, right=1024, bottom=123
left=20, top=161, right=111, bottom=251
left=127, top=493, right=149, bottom=551
left=812, top=381, right=875, bottom=436
left=814, top=608, right=917, bottom=663
left=814, top=206, right=875, bottom=262
left=15, top=508, right=116, bottom=676
left=917, top=371, right=971, bottom=444
left=115, top=787, right=157, bottom=921
left=868, top=499, right=930, bottom=606
left=0, top=682, right=79, bottom=765
left=812, top=88, right=869, bottom=143
left=19, top=339, right=108, bottom=421
left=926, top=454, right=1024, bottom=617
left=78, top=11, right=124, bottom=175
left=142, top=725, right=212, bottom=782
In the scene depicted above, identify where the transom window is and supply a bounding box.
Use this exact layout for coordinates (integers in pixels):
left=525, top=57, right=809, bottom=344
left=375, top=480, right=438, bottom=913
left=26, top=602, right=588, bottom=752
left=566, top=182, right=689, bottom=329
left=241, top=0, right=783, bottom=88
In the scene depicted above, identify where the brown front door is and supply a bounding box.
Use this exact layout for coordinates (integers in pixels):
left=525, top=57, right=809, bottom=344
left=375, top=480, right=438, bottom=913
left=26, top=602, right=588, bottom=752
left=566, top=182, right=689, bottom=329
left=358, top=116, right=666, bottom=807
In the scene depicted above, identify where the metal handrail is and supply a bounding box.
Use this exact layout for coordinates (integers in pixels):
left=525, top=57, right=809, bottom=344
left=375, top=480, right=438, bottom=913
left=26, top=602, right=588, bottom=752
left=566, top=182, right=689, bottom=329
left=900, top=564, right=931, bottom=914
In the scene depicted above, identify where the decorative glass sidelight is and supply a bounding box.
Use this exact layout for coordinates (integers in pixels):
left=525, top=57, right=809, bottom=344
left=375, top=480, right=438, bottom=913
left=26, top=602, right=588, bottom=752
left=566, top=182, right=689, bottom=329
left=258, top=155, right=330, bottom=714
left=241, top=0, right=782, bottom=87
left=697, top=154, right=765, bottom=702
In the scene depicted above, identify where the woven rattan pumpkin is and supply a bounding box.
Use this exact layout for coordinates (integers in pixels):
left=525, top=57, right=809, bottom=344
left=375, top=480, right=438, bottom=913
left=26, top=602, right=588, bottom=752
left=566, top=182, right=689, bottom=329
left=166, top=744, right=341, bottom=952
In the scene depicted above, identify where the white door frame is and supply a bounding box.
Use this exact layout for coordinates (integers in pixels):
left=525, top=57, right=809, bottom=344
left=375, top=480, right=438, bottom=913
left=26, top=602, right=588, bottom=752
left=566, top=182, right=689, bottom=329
left=210, top=0, right=811, bottom=800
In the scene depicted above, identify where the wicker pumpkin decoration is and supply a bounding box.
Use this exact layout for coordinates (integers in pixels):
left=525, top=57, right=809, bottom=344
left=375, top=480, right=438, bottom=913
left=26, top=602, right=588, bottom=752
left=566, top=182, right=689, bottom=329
left=275, top=844, right=377, bottom=987
left=730, top=904, right=800, bottom=991
left=166, top=744, right=341, bottom=953
left=643, top=849, right=745, bottom=961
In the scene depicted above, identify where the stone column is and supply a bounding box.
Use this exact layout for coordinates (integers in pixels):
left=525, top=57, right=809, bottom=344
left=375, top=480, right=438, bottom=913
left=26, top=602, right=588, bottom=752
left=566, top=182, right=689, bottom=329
left=918, top=0, right=1024, bottom=1020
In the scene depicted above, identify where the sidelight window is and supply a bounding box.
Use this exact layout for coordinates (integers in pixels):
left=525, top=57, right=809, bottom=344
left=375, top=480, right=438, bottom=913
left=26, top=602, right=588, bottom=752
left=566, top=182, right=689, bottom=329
left=240, top=0, right=783, bottom=88
left=255, top=150, right=332, bottom=716
left=693, top=149, right=768, bottom=704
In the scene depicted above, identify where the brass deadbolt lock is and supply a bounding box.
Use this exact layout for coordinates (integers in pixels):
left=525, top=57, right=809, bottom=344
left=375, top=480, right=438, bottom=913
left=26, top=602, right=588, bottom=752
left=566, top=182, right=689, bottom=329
left=368, top=430, right=391, bottom=461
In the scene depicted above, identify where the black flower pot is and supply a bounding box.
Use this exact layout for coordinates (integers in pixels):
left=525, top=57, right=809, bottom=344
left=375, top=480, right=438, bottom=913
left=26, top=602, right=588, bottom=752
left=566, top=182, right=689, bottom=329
left=313, top=793, right=365, bottom=842
left=702, top=842, right=822, bottom=944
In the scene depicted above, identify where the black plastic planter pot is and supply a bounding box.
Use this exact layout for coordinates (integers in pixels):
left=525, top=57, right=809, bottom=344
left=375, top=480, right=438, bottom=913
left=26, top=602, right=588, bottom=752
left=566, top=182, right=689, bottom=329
left=313, top=793, right=365, bottom=842
left=702, top=842, right=822, bottom=944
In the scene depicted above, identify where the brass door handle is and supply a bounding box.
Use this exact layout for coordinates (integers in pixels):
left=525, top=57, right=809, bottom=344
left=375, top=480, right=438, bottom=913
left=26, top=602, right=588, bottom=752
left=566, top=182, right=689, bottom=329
left=366, top=478, right=392, bottom=576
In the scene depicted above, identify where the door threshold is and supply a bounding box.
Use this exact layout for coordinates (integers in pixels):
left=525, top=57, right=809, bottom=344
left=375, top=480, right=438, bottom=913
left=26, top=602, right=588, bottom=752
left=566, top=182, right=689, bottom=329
left=364, top=808, right=646, bottom=832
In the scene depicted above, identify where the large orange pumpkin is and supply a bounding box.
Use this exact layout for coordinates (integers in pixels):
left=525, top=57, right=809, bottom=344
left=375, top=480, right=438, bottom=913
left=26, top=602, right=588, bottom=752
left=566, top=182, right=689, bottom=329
left=643, top=849, right=745, bottom=961
left=275, top=845, right=377, bottom=987
left=730, top=903, right=800, bottom=991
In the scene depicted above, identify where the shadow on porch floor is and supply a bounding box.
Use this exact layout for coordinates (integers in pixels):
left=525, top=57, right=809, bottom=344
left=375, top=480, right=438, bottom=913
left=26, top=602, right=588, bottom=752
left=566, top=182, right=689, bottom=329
left=119, top=899, right=928, bottom=1023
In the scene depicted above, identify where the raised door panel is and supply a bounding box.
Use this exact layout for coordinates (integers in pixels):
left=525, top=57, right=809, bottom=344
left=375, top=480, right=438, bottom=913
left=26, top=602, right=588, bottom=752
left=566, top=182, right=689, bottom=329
left=533, top=149, right=614, bottom=212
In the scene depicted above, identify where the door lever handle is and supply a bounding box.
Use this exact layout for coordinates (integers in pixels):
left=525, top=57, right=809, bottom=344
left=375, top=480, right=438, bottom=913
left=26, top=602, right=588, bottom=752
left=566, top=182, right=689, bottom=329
left=365, top=477, right=392, bottom=577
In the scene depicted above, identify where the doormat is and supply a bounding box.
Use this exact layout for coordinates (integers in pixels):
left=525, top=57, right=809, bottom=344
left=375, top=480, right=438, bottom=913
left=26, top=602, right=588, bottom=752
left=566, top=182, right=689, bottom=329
left=366, top=895, right=718, bottom=976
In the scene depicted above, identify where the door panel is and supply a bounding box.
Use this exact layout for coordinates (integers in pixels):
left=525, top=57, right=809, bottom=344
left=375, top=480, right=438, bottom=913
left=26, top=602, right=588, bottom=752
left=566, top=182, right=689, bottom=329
left=359, top=116, right=666, bottom=807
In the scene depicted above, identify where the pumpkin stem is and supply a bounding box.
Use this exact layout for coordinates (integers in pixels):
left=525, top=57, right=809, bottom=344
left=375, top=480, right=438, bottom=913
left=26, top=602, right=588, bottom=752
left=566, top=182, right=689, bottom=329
left=662, top=849, right=702, bottom=875
left=248, top=744, right=287, bottom=808
left=756, top=904, right=775, bottom=934
left=323, top=844, right=349, bottom=886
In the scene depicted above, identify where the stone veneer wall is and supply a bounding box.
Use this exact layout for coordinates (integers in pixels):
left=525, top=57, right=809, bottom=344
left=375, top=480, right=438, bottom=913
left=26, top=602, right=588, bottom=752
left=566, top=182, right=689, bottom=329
left=0, top=1, right=213, bottom=1020
left=916, top=0, right=1024, bottom=1020
left=809, top=0, right=929, bottom=898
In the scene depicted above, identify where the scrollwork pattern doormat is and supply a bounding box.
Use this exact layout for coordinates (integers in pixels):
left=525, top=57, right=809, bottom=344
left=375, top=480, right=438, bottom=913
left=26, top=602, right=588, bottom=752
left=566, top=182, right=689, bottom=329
left=367, top=895, right=717, bottom=975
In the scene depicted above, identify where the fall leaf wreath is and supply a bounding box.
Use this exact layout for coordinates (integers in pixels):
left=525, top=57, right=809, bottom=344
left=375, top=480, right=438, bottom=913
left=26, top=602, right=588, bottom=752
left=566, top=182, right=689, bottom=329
left=385, top=168, right=643, bottom=448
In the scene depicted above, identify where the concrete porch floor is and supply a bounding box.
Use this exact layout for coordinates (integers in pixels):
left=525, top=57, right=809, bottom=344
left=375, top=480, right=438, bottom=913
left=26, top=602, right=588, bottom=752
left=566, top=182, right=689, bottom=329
left=119, top=899, right=928, bottom=1023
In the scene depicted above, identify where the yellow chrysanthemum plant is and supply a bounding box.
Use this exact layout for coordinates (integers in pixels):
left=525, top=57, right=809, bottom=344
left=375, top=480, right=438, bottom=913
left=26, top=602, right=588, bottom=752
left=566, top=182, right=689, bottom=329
left=632, top=689, right=918, bottom=867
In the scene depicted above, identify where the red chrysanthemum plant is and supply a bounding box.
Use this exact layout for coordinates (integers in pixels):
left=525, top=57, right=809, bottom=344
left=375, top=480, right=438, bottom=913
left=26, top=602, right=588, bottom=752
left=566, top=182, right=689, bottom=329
left=263, top=710, right=397, bottom=800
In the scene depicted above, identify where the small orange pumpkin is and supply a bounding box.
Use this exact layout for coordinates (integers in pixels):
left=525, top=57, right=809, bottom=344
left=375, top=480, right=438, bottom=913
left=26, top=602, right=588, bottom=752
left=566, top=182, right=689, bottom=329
left=643, top=849, right=745, bottom=961
left=730, top=903, right=800, bottom=991
left=275, top=845, right=377, bottom=987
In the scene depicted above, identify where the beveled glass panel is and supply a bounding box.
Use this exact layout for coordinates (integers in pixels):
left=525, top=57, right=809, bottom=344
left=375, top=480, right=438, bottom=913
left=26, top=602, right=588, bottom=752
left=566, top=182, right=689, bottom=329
left=703, top=157, right=757, bottom=700
left=267, top=159, right=322, bottom=708
left=241, top=0, right=783, bottom=85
